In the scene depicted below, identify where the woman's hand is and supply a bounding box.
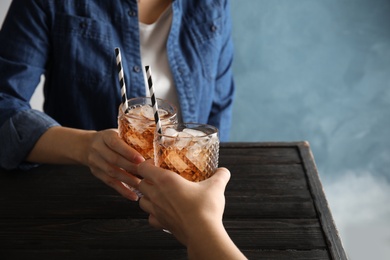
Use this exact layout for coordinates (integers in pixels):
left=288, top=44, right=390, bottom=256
left=84, top=129, right=144, bottom=201
left=137, top=161, right=231, bottom=245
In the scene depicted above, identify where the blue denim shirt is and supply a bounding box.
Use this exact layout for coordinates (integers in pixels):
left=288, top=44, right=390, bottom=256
left=0, top=0, right=235, bottom=170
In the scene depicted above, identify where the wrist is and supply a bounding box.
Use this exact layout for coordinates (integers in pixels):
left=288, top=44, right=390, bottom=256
left=185, top=219, right=225, bottom=253
left=72, top=129, right=97, bottom=165
left=185, top=218, right=246, bottom=259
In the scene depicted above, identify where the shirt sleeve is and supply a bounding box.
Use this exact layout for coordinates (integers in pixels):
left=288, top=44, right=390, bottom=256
left=0, top=0, right=55, bottom=170
left=0, top=109, right=60, bottom=170
left=0, top=0, right=50, bottom=126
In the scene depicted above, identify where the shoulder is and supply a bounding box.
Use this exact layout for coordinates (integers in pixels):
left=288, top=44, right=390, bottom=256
left=174, top=0, right=232, bottom=30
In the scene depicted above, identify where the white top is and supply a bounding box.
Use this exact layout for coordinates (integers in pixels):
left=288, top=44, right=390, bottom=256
left=139, top=5, right=181, bottom=120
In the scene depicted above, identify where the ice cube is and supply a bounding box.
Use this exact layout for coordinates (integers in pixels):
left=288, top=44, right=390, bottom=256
left=186, top=143, right=206, bottom=172
left=201, top=133, right=219, bottom=149
left=140, top=105, right=154, bottom=120
left=174, top=131, right=193, bottom=150
left=141, top=105, right=168, bottom=120
left=186, top=143, right=202, bottom=158
left=164, top=127, right=179, bottom=137
left=127, top=106, right=143, bottom=119
left=193, top=133, right=218, bottom=149
left=160, top=127, right=179, bottom=145
left=157, top=108, right=169, bottom=119
left=128, top=118, right=149, bottom=132
left=183, top=128, right=205, bottom=137
left=140, top=105, right=169, bottom=120
left=178, top=131, right=193, bottom=138
left=210, top=133, right=219, bottom=143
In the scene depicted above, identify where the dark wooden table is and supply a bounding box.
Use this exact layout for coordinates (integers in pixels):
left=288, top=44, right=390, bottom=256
left=0, top=142, right=347, bottom=259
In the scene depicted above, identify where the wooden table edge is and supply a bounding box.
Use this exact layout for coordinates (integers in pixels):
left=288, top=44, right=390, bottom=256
left=297, top=141, right=348, bottom=260
left=221, top=141, right=348, bottom=259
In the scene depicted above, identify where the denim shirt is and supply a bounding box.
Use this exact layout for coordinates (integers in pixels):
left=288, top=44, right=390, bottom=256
left=0, top=0, right=235, bottom=170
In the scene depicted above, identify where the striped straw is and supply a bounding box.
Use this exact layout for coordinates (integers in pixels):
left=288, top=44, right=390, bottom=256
left=145, top=65, right=162, bottom=134
left=115, top=47, right=129, bottom=113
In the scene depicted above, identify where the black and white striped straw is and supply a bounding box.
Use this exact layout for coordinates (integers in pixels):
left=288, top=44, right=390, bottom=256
left=145, top=65, right=162, bottom=134
left=115, top=47, right=129, bottom=113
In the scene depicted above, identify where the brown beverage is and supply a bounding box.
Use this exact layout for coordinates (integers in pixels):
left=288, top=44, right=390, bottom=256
left=154, top=123, right=219, bottom=182
left=118, top=97, right=177, bottom=159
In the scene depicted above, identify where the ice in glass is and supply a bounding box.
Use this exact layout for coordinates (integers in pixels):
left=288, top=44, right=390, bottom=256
left=118, top=97, right=177, bottom=159
left=154, top=123, right=219, bottom=182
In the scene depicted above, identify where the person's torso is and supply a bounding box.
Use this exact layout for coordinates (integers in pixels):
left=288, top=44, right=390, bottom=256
left=42, top=0, right=227, bottom=130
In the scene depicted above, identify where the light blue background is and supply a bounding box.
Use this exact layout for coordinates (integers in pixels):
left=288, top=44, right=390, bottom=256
left=230, top=0, right=390, bottom=180
left=229, top=1, right=390, bottom=258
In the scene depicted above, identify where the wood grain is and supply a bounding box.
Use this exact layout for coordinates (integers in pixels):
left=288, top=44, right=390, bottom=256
left=0, top=142, right=347, bottom=259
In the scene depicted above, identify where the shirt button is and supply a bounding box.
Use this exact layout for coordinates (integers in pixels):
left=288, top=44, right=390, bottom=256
left=211, top=25, right=217, bottom=32
left=79, top=22, right=87, bottom=28
left=133, top=66, right=140, bottom=72
left=128, top=10, right=137, bottom=17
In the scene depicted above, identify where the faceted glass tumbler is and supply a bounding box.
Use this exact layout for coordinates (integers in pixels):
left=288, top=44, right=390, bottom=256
left=154, top=123, right=220, bottom=182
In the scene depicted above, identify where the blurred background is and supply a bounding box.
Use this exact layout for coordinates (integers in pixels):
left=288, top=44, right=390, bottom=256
left=229, top=1, right=390, bottom=259
left=1, top=0, right=389, bottom=259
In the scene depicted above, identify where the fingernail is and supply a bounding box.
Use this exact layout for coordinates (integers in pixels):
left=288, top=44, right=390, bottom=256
left=135, top=155, right=145, bottom=164
left=129, top=194, right=139, bottom=201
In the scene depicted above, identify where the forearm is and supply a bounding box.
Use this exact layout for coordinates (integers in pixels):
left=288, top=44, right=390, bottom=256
left=26, top=126, right=96, bottom=166
left=186, top=221, right=246, bottom=260
left=26, top=126, right=143, bottom=201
